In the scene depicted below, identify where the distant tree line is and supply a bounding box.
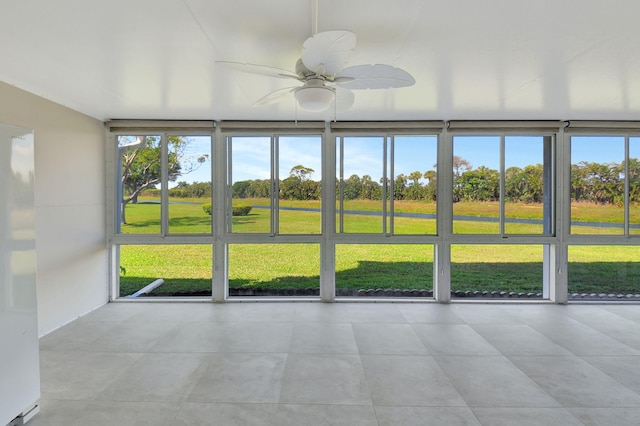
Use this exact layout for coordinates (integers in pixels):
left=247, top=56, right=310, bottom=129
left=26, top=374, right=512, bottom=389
left=145, top=158, right=640, bottom=205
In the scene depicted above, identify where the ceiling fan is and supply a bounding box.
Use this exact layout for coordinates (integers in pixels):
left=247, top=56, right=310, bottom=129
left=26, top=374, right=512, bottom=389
left=217, top=30, right=415, bottom=112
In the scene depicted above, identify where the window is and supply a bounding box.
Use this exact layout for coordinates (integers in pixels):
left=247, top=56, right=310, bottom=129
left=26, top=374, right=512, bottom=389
left=569, top=245, right=640, bottom=299
left=228, top=134, right=322, bottom=235
left=335, top=244, right=434, bottom=297
left=336, top=135, right=438, bottom=235
left=116, top=134, right=212, bottom=235
left=570, top=136, right=624, bottom=235
left=452, top=135, right=553, bottom=235
left=451, top=244, right=545, bottom=298
left=104, top=121, right=640, bottom=303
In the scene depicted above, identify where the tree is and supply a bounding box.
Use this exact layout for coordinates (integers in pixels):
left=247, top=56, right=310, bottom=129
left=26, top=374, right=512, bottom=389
left=405, top=170, right=424, bottom=200
left=458, top=166, right=499, bottom=202
left=289, top=165, right=315, bottom=181
left=119, top=135, right=208, bottom=224
left=343, top=174, right=362, bottom=200
left=280, top=165, right=320, bottom=200
left=452, top=156, right=472, bottom=202
left=423, top=170, right=437, bottom=201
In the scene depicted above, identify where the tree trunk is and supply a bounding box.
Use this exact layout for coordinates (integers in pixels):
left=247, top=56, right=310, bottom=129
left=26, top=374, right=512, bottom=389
left=121, top=199, right=128, bottom=225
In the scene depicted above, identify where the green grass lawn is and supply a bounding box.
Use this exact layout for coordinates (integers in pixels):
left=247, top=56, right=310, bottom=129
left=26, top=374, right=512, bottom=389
left=118, top=198, right=640, bottom=297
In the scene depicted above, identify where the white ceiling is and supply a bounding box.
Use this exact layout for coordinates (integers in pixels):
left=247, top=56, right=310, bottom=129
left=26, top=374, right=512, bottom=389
left=2, top=0, right=640, bottom=122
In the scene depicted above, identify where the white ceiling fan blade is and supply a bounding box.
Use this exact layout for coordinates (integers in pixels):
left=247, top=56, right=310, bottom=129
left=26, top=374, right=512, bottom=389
left=253, top=86, right=298, bottom=106
left=301, top=30, right=356, bottom=76
left=335, top=64, right=415, bottom=89
left=216, top=61, right=300, bottom=80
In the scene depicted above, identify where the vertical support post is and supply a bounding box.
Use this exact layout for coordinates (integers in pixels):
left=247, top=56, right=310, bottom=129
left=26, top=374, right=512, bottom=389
left=160, top=134, right=169, bottom=236
left=321, top=122, right=336, bottom=302
left=499, top=135, right=505, bottom=235
left=542, top=135, right=553, bottom=299
left=552, top=131, right=569, bottom=303
left=212, top=125, right=227, bottom=302
left=435, top=128, right=452, bottom=302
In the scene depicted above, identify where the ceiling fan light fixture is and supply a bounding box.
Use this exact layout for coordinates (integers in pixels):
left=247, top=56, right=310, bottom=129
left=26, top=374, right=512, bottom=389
left=294, top=86, right=335, bottom=111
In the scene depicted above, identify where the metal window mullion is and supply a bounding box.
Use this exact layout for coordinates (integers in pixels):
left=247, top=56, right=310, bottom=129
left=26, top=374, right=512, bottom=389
left=321, top=123, right=336, bottom=301
left=625, top=135, right=630, bottom=236
left=339, top=136, right=345, bottom=234
left=382, top=136, right=388, bottom=235
left=499, top=135, right=505, bottom=236
left=272, top=135, right=278, bottom=236
left=226, top=137, right=233, bottom=233
left=389, top=135, right=395, bottom=236
left=213, top=126, right=227, bottom=301
left=161, top=133, right=169, bottom=235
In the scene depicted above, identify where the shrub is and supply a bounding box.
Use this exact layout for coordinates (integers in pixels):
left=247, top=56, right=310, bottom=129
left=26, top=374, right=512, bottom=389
left=233, top=205, right=252, bottom=216
left=202, top=203, right=252, bottom=216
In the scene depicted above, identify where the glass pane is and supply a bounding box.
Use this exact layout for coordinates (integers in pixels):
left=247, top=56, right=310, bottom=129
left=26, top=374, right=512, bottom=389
left=504, top=136, right=547, bottom=234
left=570, top=136, right=624, bottom=235
left=451, top=244, right=544, bottom=298
left=230, top=136, right=271, bottom=233
left=228, top=244, right=319, bottom=297
left=119, top=244, right=212, bottom=297
left=453, top=136, right=500, bottom=234
left=168, top=136, right=212, bottom=234
left=278, top=136, right=322, bottom=234
left=335, top=244, right=434, bottom=297
left=393, top=136, right=438, bottom=235
left=337, top=137, right=385, bottom=233
left=630, top=137, right=640, bottom=235
left=118, top=135, right=162, bottom=234
left=568, top=246, right=640, bottom=299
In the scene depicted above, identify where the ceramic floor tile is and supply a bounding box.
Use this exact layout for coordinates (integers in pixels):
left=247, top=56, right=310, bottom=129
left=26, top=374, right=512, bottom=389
left=38, top=321, right=113, bottom=351
left=279, top=353, right=372, bottom=405
left=75, top=303, right=138, bottom=322
left=39, top=351, right=142, bottom=400
left=510, top=356, right=640, bottom=407
left=602, top=305, right=640, bottom=323
left=294, top=303, right=353, bottom=323
left=151, top=321, right=293, bottom=353
left=435, top=356, right=560, bottom=407
left=582, top=356, right=640, bottom=393
left=289, top=322, right=358, bottom=354
left=397, top=303, right=465, bottom=324
left=353, top=323, right=428, bottom=355
left=174, top=402, right=278, bottom=426
left=188, top=353, right=287, bottom=403
left=346, top=303, right=407, bottom=323
left=127, top=303, right=206, bottom=323
left=471, top=407, right=584, bottom=426
left=361, top=355, right=466, bottom=406
left=450, top=305, right=523, bottom=325
left=374, top=406, right=481, bottom=426
left=527, top=319, right=639, bottom=356
left=565, top=311, right=640, bottom=351
left=273, top=404, right=378, bottom=426
left=471, top=324, right=573, bottom=356
left=97, top=353, right=210, bottom=402
left=221, top=302, right=299, bottom=322
left=34, top=302, right=640, bottom=426
left=412, top=324, right=501, bottom=356
left=29, top=399, right=180, bottom=426
left=567, top=407, right=640, bottom=426
left=80, top=321, right=179, bottom=352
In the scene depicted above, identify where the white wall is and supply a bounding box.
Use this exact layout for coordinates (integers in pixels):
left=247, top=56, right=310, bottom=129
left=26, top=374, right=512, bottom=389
left=0, top=81, right=107, bottom=335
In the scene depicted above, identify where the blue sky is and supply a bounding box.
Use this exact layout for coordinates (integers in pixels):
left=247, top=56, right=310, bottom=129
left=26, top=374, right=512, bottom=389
left=176, top=135, right=637, bottom=185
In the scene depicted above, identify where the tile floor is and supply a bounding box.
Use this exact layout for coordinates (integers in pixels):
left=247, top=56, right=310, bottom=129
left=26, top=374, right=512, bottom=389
left=32, top=302, right=640, bottom=425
